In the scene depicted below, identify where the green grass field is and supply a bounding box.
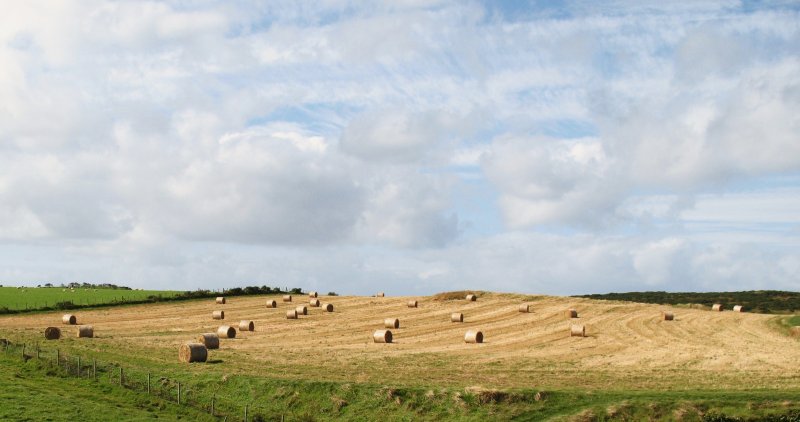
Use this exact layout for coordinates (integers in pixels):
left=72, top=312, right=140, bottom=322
left=0, top=286, right=182, bottom=311
left=0, top=350, right=214, bottom=421
left=0, top=344, right=798, bottom=421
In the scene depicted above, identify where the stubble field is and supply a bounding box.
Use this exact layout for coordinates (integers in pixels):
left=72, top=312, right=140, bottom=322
left=1, top=292, right=797, bottom=393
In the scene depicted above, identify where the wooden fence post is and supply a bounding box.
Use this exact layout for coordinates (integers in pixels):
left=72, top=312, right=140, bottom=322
left=244, top=404, right=248, bottom=422
left=177, top=382, right=181, bottom=405
left=147, top=373, right=150, bottom=394
left=93, top=359, right=96, bottom=380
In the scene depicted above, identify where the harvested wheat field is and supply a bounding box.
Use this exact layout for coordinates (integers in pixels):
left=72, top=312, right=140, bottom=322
left=0, top=292, right=797, bottom=391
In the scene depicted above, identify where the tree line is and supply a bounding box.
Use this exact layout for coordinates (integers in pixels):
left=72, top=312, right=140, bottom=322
left=574, top=290, right=800, bottom=314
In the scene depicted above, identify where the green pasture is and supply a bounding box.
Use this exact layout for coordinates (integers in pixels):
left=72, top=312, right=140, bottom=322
left=0, top=351, right=214, bottom=421
left=0, top=286, right=181, bottom=311
left=0, top=345, right=798, bottom=421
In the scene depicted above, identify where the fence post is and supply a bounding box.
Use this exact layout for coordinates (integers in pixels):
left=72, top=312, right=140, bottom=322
left=147, top=373, right=150, bottom=394
left=56, top=349, right=59, bottom=365
left=120, top=367, right=124, bottom=386
left=244, top=404, right=248, bottom=422
left=93, top=359, right=96, bottom=380
left=77, top=356, right=81, bottom=376
left=211, top=397, right=214, bottom=416
left=177, top=382, right=181, bottom=405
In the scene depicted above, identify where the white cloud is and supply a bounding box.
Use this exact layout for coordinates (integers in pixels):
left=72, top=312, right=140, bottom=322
left=681, top=189, right=800, bottom=224
left=355, top=169, right=459, bottom=247
left=632, top=238, right=687, bottom=286
left=339, top=109, right=443, bottom=163
left=483, top=136, right=622, bottom=227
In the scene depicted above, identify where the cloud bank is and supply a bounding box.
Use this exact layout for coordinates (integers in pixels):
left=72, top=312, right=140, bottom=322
left=0, top=1, right=798, bottom=294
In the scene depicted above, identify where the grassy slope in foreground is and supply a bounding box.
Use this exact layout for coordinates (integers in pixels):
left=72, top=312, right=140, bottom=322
left=0, top=286, right=181, bottom=311
left=0, top=348, right=799, bottom=421
left=0, top=353, right=213, bottom=421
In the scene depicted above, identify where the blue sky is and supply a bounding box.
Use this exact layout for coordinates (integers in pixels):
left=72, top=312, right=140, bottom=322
left=0, top=1, right=798, bottom=295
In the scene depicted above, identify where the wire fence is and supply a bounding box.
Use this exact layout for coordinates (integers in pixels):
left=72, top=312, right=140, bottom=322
left=0, top=338, right=298, bottom=422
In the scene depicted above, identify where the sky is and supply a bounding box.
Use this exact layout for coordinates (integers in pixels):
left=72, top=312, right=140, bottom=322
left=1, top=1, right=799, bottom=295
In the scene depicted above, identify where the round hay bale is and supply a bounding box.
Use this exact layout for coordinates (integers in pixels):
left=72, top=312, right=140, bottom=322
left=212, top=310, right=225, bottom=320
left=384, top=318, right=399, bottom=329
left=464, top=330, right=483, bottom=343
left=570, top=324, right=585, bottom=337
left=323, top=303, right=334, bottom=312
left=790, top=326, right=800, bottom=337
left=286, top=309, right=298, bottom=319
left=733, top=305, right=744, bottom=312
left=519, top=304, right=530, bottom=313
left=77, top=325, right=94, bottom=338
left=44, top=327, right=61, bottom=340
left=310, top=299, right=321, bottom=307
left=309, top=291, right=318, bottom=298
left=662, top=311, right=674, bottom=321
left=566, top=309, right=578, bottom=318
left=215, top=296, right=225, bottom=304
left=197, top=333, right=219, bottom=349
left=376, top=292, right=385, bottom=297
left=465, top=294, right=477, bottom=301
left=283, top=295, right=292, bottom=302
left=239, top=320, right=255, bottom=332
left=179, top=343, right=208, bottom=363
left=62, top=314, right=77, bottom=325
left=296, top=306, right=308, bottom=315
left=373, top=330, right=392, bottom=343
left=217, top=325, right=236, bottom=339
left=407, top=300, right=418, bottom=308
left=266, top=300, right=277, bottom=308
left=712, top=304, right=723, bottom=311
left=450, top=313, right=463, bottom=322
